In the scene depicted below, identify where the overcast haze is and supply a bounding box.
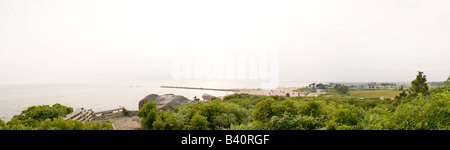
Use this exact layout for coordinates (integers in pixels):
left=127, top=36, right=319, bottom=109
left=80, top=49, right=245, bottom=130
left=1, top=0, right=450, bottom=85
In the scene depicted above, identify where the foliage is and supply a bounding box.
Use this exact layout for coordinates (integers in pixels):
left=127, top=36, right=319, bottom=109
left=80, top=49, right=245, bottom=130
left=432, top=75, right=450, bottom=94
left=6, top=103, right=73, bottom=127
left=334, top=84, right=350, bottom=95
left=395, top=91, right=408, bottom=100
left=0, top=118, right=5, bottom=129
left=330, top=106, right=359, bottom=126
left=137, top=101, right=159, bottom=129
left=152, top=110, right=185, bottom=130
left=268, top=113, right=324, bottom=130
left=35, top=117, right=113, bottom=130
left=298, top=100, right=324, bottom=117
left=409, top=71, right=429, bottom=97
left=122, top=107, right=129, bottom=116
left=1, top=104, right=113, bottom=130
left=186, top=113, right=209, bottom=130
left=253, top=98, right=277, bottom=122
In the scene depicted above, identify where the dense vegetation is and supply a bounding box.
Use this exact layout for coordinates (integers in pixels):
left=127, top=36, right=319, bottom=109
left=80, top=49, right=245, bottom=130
left=0, top=104, right=113, bottom=130
left=137, top=73, right=450, bottom=130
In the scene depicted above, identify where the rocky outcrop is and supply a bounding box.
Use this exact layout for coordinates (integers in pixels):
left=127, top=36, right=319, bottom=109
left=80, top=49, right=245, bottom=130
left=138, top=94, right=159, bottom=110
left=154, top=94, right=197, bottom=111
left=138, top=94, right=197, bottom=111
left=201, top=94, right=218, bottom=102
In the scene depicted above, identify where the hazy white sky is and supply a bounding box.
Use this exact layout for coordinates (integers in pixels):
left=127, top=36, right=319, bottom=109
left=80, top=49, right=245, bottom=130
left=1, top=0, right=449, bottom=84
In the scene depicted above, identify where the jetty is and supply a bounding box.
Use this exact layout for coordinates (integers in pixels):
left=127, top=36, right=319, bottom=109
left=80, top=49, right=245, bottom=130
left=160, top=86, right=239, bottom=92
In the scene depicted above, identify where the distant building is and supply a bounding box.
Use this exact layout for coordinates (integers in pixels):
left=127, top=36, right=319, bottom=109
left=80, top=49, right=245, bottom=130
left=308, top=83, right=316, bottom=89
left=316, top=83, right=325, bottom=89
left=368, top=82, right=376, bottom=88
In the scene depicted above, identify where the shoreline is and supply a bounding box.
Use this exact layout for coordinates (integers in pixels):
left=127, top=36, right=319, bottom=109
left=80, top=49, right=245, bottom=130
left=162, top=86, right=314, bottom=98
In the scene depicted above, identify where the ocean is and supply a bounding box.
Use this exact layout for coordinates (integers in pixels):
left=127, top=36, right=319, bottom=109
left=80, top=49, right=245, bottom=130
left=0, top=81, right=310, bottom=122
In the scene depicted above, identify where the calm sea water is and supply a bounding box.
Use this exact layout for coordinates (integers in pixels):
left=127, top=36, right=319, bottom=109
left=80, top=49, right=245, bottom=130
left=0, top=81, right=310, bottom=122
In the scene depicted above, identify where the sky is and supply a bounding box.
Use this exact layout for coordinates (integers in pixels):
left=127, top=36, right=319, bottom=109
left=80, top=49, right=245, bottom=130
left=1, top=0, right=450, bottom=85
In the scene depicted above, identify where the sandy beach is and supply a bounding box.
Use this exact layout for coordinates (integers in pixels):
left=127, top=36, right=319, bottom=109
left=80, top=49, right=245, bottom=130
left=229, top=87, right=326, bottom=97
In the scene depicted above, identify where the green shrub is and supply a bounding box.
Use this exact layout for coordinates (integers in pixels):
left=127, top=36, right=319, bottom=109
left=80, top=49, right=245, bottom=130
left=122, top=107, right=129, bottom=116
left=299, top=100, right=324, bottom=117
left=152, top=110, right=185, bottom=130
left=186, top=113, right=209, bottom=130
left=253, top=98, right=277, bottom=122
left=6, top=103, right=73, bottom=127
left=137, top=101, right=159, bottom=129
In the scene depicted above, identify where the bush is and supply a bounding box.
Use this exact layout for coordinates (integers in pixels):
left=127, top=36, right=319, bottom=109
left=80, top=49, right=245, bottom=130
left=36, top=117, right=113, bottom=130
left=7, top=103, right=73, bottom=127
left=178, top=99, right=249, bottom=130
left=152, top=110, right=185, bottom=130
left=424, top=92, right=450, bottom=129
left=253, top=98, right=277, bottom=122
left=187, top=113, right=209, bottom=130
left=269, top=113, right=324, bottom=130
left=137, top=101, right=159, bottom=129
left=331, top=106, right=359, bottom=126
left=1, top=104, right=113, bottom=130
left=299, top=100, right=323, bottom=117
left=122, top=107, right=129, bottom=116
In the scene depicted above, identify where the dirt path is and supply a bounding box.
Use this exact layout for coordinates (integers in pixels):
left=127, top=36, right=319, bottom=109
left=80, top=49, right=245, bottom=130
left=110, top=116, right=141, bottom=130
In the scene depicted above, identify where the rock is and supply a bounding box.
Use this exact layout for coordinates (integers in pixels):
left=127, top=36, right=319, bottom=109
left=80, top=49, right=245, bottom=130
left=138, top=94, right=159, bottom=110
left=138, top=94, right=197, bottom=111
left=155, top=94, right=197, bottom=111
left=131, top=116, right=139, bottom=121
left=202, top=94, right=218, bottom=102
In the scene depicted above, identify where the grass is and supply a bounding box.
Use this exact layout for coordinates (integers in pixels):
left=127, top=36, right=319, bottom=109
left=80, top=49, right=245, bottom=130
left=320, top=89, right=346, bottom=97
left=350, top=90, right=403, bottom=99
left=294, top=88, right=316, bottom=92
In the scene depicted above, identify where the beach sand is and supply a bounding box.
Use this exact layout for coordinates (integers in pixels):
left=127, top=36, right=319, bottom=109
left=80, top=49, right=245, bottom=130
left=227, top=87, right=325, bottom=97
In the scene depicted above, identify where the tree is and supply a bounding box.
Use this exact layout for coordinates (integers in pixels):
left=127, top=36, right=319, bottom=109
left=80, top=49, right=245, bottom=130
left=395, top=91, right=408, bottom=100
left=409, top=71, right=429, bottom=97
left=334, top=84, right=349, bottom=95
left=445, top=75, right=450, bottom=87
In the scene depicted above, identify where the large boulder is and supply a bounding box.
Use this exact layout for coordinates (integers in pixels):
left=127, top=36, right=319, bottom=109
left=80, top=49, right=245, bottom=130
left=138, top=94, right=159, bottom=110
left=155, top=94, right=197, bottom=111
left=202, top=93, right=218, bottom=102
left=138, top=94, right=197, bottom=111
